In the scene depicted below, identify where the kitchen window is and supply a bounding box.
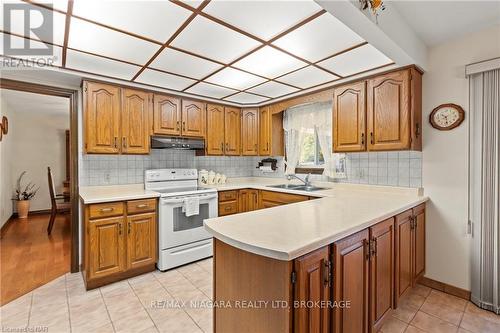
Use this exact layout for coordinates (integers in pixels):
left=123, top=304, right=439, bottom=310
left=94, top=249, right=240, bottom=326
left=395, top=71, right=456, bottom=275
left=297, top=128, right=325, bottom=169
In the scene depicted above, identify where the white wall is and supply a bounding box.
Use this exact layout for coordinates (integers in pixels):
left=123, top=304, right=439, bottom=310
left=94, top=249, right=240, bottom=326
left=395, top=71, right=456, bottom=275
left=2, top=99, right=69, bottom=215
left=422, top=24, right=500, bottom=290
left=0, top=99, right=14, bottom=227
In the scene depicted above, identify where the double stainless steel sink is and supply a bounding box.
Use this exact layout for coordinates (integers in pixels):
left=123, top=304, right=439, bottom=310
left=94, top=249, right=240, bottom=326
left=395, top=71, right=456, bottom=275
left=267, top=184, right=326, bottom=192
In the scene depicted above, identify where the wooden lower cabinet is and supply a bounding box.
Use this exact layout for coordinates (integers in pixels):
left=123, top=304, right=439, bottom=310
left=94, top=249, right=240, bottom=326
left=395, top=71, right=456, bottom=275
left=394, top=204, right=426, bottom=306
left=218, top=190, right=239, bottom=216
left=294, top=247, right=330, bottom=333
left=83, top=199, right=157, bottom=289
left=369, top=218, right=395, bottom=332
left=259, top=190, right=309, bottom=209
left=332, top=230, right=370, bottom=333
left=239, top=189, right=259, bottom=213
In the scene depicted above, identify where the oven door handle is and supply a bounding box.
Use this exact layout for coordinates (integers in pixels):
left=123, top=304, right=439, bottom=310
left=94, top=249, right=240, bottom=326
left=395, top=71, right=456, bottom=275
left=161, top=194, right=218, bottom=204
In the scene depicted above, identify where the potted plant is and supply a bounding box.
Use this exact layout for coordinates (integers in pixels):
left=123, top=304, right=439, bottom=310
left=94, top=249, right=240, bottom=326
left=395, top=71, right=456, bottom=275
left=12, top=171, right=39, bottom=219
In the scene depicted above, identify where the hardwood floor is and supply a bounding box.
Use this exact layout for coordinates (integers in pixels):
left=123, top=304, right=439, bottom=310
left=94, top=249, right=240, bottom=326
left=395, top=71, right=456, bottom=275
left=0, top=213, right=70, bottom=305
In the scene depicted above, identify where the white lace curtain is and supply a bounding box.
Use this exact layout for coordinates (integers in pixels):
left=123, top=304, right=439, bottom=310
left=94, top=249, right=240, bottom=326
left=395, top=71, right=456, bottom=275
left=283, top=102, right=335, bottom=177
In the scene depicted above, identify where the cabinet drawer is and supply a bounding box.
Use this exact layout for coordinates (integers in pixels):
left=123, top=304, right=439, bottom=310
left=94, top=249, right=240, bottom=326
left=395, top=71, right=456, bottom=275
left=219, top=190, right=238, bottom=202
left=219, top=201, right=238, bottom=216
left=260, top=190, right=308, bottom=204
left=89, top=202, right=124, bottom=219
left=127, top=199, right=156, bottom=215
left=260, top=200, right=283, bottom=209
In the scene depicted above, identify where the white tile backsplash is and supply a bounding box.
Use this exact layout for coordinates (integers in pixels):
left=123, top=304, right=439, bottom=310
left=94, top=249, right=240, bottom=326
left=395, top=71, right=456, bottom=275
left=80, top=149, right=422, bottom=188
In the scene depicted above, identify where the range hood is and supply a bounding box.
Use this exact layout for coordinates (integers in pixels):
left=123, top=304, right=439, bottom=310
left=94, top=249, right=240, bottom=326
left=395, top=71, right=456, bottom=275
left=151, top=136, right=205, bottom=150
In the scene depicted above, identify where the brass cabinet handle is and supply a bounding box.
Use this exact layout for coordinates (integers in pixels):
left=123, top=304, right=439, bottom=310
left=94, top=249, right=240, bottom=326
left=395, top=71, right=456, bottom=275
left=182, top=121, right=186, bottom=131
left=176, top=120, right=180, bottom=131
left=361, top=133, right=365, bottom=145
left=122, top=137, right=127, bottom=148
left=267, top=142, right=269, bottom=151
left=100, top=207, right=114, bottom=212
left=364, top=239, right=370, bottom=261
left=118, top=223, right=123, bottom=235
left=371, top=237, right=377, bottom=257
left=220, top=142, right=223, bottom=152
left=128, top=221, right=131, bottom=234
left=323, top=260, right=331, bottom=286
left=415, top=123, right=420, bottom=138
left=114, top=137, right=118, bottom=148
left=225, top=206, right=231, bottom=211
left=136, top=204, right=148, bottom=208
left=370, top=132, right=374, bottom=145
left=226, top=142, right=230, bottom=151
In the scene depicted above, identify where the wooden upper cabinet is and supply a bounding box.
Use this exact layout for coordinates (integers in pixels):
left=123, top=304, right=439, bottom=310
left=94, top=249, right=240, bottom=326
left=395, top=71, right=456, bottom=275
left=293, top=246, right=330, bottom=333
left=153, top=94, right=181, bottom=136
left=206, top=104, right=225, bottom=155
left=121, top=88, right=151, bottom=154
left=88, top=216, right=125, bottom=280
left=333, top=229, right=370, bottom=333
left=259, top=106, right=271, bottom=155
left=367, top=70, right=411, bottom=151
left=241, top=108, right=259, bottom=156
left=127, top=212, right=156, bottom=270
left=182, top=100, right=205, bottom=138
left=84, top=81, right=121, bottom=154
left=224, top=107, right=241, bottom=156
left=333, top=82, right=366, bottom=152
left=369, top=218, right=394, bottom=332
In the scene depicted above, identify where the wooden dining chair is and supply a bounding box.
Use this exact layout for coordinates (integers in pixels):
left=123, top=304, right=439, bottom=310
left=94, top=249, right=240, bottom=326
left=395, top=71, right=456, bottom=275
left=47, top=167, right=70, bottom=235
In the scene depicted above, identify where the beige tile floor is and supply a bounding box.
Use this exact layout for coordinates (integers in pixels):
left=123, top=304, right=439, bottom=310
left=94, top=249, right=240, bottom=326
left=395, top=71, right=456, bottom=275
left=1, top=257, right=499, bottom=333
left=379, top=284, right=500, bottom=333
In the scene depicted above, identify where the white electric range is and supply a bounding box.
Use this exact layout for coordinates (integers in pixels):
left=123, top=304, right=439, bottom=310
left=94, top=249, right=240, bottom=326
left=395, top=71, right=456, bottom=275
left=145, top=168, right=217, bottom=271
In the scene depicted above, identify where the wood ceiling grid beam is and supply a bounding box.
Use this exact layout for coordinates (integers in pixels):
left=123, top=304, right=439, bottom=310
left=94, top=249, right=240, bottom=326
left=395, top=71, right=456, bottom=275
left=61, top=0, right=73, bottom=67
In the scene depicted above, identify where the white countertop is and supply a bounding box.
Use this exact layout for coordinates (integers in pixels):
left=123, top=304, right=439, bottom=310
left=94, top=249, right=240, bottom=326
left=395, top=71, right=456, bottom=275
left=79, top=184, right=160, bottom=204
left=204, top=178, right=427, bottom=261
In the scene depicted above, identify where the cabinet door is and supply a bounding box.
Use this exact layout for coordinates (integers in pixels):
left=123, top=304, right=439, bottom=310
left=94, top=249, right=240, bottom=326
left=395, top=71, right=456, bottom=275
left=127, top=213, right=156, bottom=270
left=369, top=218, right=394, bottom=332
left=238, top=189, right=250, bottom=213
left=248, top=189, right=259, bottom=211
left=153, top=94, right=181, bottom=136
left=88, top=216, right=125, bottom=280
left=182, top=100, right=205, bottom=137
left=241, top=108, right=259, bottom=156
left=294, top=246, right=330, bottom=333
left=206, top=104, right=225, bottom=155
left=259, top=107, right=271, bottom=155
left=333, top=229, right=370, bottom=333
left=84, top=81, right=121, bottom=154
left=367, top=70, right=410, bottom=151
left=333, top=82, right=366, bottom=152
left=121, top=88, right=151, bottom=154
left=394, top=209, right=413, bottom=306
left=413, top=204, right=425, bottom=283
left=224, top=107, right=241, bottom=156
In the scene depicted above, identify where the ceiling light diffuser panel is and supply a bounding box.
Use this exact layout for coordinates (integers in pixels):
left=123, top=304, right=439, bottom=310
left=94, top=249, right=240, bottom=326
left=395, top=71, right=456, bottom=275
left=203, top=1, right=322, bottom=40
left=68, top=18, right=160, bottom=65
left=0, top=33, right=63, bottom=66
left=135, top=69, right=197, bottom=91
left=149, top=48, right=222, bottom=80
left=171, top=16, right=261, bottom=64
left=225, top=92, right=269, bottom=104
left=233, top=46, right=306, bottom=78
left=277, top=66, right=338, bottom=89
left=65, top=49, right=141, bottom=80
left=186, top=82, right=238, bottom=99
left=272, top=13, right=365, bottom=62
left=205, top=67, right=266, bottom=91
left=248, top=81, right=299, bottom=98
left=72, top=0, right=192, bottom=43
left=318, top=44, right=392, bottom=77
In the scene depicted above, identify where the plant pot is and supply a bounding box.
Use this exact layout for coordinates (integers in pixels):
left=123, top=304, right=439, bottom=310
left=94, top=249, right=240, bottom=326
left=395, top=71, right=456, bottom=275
left=16, top=200, right=30, bottom=219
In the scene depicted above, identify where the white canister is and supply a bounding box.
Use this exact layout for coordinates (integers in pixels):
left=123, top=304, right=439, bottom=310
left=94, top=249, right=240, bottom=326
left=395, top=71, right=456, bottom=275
left=215, top=173, right=222, bottom=184
left=220, top=174, right=227, bottom=184
left=208, top=170, right=216, bottom=185
left=199, top=169, right=208, bottom=185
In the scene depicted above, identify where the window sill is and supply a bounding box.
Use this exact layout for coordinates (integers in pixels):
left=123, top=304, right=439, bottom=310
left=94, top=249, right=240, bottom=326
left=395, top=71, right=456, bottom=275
left=295, top=167, right=324, bottom=175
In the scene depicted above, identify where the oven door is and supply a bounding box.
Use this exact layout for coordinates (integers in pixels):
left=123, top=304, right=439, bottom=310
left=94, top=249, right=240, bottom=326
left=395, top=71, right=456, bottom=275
left=159, top=192, right=217, bottom=249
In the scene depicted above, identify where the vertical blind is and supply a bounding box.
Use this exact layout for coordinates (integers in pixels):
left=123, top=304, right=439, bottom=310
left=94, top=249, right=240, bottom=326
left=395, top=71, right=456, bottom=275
left=469, top=66, right=500, bottom=314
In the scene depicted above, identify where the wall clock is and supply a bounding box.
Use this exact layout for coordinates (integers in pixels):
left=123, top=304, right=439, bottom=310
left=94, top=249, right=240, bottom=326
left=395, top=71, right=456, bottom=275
left=429, top=103, right=465, bottom=130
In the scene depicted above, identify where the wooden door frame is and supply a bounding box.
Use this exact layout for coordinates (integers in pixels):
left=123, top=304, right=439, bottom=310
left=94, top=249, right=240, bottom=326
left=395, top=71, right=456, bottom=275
left=0, top=78, right=80, bottom=273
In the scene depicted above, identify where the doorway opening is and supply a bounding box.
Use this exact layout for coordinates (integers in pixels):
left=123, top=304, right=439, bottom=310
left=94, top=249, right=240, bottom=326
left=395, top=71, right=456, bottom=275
left=0, top=79, right=79, bottom=305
